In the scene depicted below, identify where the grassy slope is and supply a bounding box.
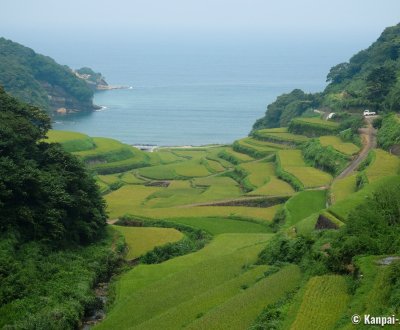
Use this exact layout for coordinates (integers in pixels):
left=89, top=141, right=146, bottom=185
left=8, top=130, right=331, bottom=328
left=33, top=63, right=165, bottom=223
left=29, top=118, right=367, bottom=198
left=285, top=190, right=327, bottom=226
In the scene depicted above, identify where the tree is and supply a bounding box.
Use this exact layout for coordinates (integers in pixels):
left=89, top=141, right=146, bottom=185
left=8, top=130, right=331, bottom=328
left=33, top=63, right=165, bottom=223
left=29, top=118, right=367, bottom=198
left=0, top=87, right=106, bottom=246
left=326, top=62, right=350, bottom=84
left=365, top=66, right=397, bottom=110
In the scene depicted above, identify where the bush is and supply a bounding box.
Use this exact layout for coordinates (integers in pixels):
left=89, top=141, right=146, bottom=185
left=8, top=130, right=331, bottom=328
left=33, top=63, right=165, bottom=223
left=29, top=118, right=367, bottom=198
left=327, top=179, right=400, bottom=273
left=301, top=140, right=349, bottom=175
left=257, top=235, right=314, bottom=266
left=377, top=113, right=400, bottom=149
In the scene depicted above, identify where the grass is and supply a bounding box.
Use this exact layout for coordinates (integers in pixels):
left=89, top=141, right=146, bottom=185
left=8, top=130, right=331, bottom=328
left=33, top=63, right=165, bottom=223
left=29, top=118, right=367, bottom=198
left=112, top=226, right=184, bottom=259
left=330, top=174, right=357, bottom=204
left=278, top=150, right=332, bottom=188
left=293, top=213, right=320, bottom=236
left=248, top=177, right=295, bottom=196
left=286, top=167, right=332, bottom=188
left=75, top=137, right=134, bottom=160
left=295, top=117, right=339, bottom=127
left=253, top=128, right=309, bottom=144
left=319, top=136, right=360, bottom=155
left=97, top=174, right=121, bottom=185
left=105, top=181, right=280, bottom=222
left=185, top=265, right=301, bottom=330
left=243, top=137, right=291, bottom=150
left=46, top=130, right=95, bottom=152
left=135, top=265, right=269, bottom=330
left=120, top=171, right=146, bottom=184
left=240, top=161, right=275, bottom=188
left=337, top=255, right=397, bottom=329
left=328, top=175, right=400, bottom=221
left=365, top=149, right=400, bottom=183
left=234, top=138, right=278, bottom=158
left=126, top=205, right=281, bottom=224
left=95, top=233, right=272, bottom=329
left=164, top=217, right=270, bottom=235
left=278, top=150, right=306, bottom=166
left=285, top=190, right=327, bottom=226
left=218, top=147, right=255, bottom=163
left=287, top=275, right=349, bottom=330
left=138, top=159, right=212, bottom=180
left=105, top=185, right=162, bottom=218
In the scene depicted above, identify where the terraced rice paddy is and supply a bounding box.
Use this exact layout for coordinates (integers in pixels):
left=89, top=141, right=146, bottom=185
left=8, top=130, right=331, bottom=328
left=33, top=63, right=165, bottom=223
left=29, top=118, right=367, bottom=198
left=319, top=135, right=360, bottom=155
left=46, top=130, right=95, bottom=152
left=248, top=176, right=295, bottom=196
left=95, top=234, right=302, bottom=330
left=278, top=150, right=333, bottom=188
left=253, top=128, right=309, bottom=143
left=365, top=149, right=400, bottom=182
left=330, top=174, right=357, bottom=204
left=113, top=226, right=184, bottom=259
left=50, top=128, right=398, bottom=329
left=240, top=160, right=275, bottom=187
left=287, top=275, right=349, bottom=330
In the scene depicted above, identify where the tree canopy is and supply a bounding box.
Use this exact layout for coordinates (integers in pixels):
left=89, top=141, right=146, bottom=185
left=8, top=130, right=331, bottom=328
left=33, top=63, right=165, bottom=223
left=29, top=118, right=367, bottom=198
left=0, top=87, right=106, bottom=246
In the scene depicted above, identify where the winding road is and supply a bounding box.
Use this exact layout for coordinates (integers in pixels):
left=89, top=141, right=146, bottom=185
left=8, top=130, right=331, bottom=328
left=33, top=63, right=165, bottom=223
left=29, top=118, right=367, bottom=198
left=334, top=117, right=377, bottom=181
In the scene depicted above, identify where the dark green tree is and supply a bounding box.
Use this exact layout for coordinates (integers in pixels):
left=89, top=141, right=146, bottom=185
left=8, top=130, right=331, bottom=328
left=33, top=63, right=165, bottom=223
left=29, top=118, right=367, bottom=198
left=0, top=87, right=106, bottom=246
left=365, top=66, right=397, bottom=110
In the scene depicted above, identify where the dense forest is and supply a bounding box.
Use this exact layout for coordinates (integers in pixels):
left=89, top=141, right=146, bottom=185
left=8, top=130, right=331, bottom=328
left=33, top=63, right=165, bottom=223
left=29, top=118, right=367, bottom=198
left=0, top=38, right=95, bottom=112
left=0, top=87, right=120, bottom=328
left=253, top=23, right=400, bottom=131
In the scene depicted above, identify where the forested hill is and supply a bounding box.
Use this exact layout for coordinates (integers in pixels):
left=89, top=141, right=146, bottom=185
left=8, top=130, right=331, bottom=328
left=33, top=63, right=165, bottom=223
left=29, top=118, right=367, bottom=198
left=0, top=37, right=97, bottom=113
left=253, top=22, right=400, bottom=130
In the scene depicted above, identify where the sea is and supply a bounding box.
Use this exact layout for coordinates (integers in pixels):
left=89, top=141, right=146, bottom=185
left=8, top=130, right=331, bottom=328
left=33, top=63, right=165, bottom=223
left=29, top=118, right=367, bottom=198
left=34, top=35, right=373, bottom=146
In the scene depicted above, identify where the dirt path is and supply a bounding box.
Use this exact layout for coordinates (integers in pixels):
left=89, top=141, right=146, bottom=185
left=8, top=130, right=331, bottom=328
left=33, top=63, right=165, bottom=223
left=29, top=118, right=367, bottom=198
left=334, top=117, right=377, bottom=181
left=107, top=219, right=119, bottom=225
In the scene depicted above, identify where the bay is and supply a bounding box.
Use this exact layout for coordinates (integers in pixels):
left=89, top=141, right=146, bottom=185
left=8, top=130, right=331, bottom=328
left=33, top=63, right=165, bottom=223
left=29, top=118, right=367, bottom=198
left=49, top=36, right=368, bottom=146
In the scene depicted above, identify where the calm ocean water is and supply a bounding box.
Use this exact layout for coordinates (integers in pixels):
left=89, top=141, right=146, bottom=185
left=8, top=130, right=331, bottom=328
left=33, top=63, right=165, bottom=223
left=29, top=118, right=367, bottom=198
left=49, top=37, right=368, bottom=146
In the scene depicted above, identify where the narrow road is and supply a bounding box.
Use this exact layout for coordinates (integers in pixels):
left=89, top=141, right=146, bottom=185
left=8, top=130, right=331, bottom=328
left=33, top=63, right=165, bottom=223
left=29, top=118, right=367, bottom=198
left=334, top=117, right=377, bottom=181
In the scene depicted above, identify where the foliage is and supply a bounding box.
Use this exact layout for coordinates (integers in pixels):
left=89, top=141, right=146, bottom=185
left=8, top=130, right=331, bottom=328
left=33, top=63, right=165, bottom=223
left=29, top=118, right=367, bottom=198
left=288, top=117, right=339, bottom=137
left=0, top=87, right=106, bottom=245
left=327, top=178, right=400, bottom=272
left=302, top=139, right=349, bottom=175
left=365, top=65, right=397, bottom=111
left=377, top=113, right=400, bottom=149
left=252, top=89, right=320, bottom=130
left=0, top=37, right=93, bottom=111
left=252, top=128, right=308, bottom=145
left=0, top=229, right=123, bottom=329
left=250, top=290, right=298, bottom=330
left=257, top=235, right=314, bottom=266
left=253, top=22, right=400, bottom=129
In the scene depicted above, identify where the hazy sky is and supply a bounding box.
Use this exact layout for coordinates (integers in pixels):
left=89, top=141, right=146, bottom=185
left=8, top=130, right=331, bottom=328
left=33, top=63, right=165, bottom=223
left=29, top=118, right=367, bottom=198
left=1, top=0, right=400, bottom=39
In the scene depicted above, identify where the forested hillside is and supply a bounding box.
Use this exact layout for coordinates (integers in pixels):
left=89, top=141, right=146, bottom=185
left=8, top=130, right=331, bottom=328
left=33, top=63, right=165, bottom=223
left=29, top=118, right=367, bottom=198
left=0, top=38, right=95, bottom=113
left=254, top=23, right=400, bottom=130
left=0, top=87, right=120, bottom=328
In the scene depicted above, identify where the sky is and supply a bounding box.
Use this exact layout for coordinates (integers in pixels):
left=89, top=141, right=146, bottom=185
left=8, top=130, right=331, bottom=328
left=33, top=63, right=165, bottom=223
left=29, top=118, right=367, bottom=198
left=1, top=0, right=400, bottom=40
